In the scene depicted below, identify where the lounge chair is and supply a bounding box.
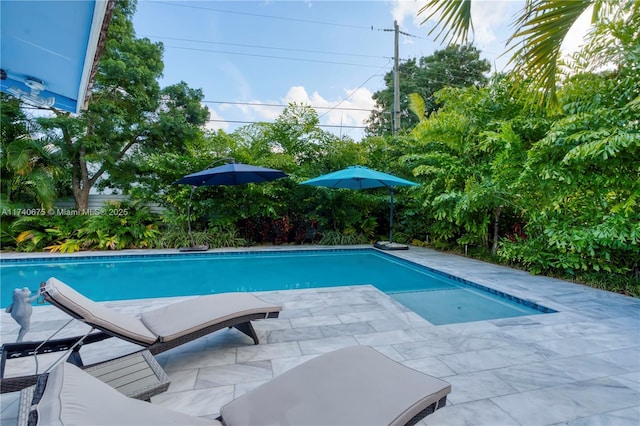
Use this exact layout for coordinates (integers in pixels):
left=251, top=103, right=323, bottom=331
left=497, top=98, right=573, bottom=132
left=39, top=277, right=282, bottom=355
left=23, top=345, right=451, bottom=426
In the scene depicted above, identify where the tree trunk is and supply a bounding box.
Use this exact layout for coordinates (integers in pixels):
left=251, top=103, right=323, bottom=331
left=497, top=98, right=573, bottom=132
left=72, top=184, right=90, bottom=212
left=71, top=144, right=91, bottom=211
left=492, top=205, right=502, bottom=255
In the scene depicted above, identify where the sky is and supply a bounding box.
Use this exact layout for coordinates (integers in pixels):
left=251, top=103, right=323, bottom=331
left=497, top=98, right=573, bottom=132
left=132, top=0, right=590, bottom=141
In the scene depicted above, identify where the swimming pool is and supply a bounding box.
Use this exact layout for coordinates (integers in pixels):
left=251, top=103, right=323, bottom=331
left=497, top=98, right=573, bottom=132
left=0, top=249, right=554, bottom=325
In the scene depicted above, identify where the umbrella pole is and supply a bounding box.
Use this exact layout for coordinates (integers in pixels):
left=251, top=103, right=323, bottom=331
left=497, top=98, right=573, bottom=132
left=187, top=186, right=196, bottom=247
left=389, top=188, right=394, bottom=243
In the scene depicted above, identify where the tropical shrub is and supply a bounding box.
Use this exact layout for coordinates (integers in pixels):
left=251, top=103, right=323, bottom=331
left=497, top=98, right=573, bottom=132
left=78, top=200, right=161, bottom=250
left=8, top=214, right=85, bottom=252
left=4, top=200, right=162, bottom=253
left=318, top=230, right=369, bottom=245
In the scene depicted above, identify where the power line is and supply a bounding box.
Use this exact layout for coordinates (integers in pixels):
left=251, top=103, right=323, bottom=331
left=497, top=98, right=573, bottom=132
left=375, top=24, right=424, bottom=39
left=154, top=1, right=373, bottom=30
left=163, top=45, right=386, bottom=69
left=319, top=60, right=391, bottom=119
left=162, top=44, right=486, bottom=83
left=141, top=34, right=390, bottom=60
left=154, top=36, right=488, bottom=78
left=203, top=100, right=373, bottom=112
left=207, top=118, right=367, bottom=129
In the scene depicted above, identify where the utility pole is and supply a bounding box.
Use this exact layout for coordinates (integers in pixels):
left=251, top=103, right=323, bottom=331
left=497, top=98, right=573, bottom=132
left=381, top=21, right=413, bottom=135
left=383, top=21, right=402, bottom=134
left=393, top=20, right=400, bottom=135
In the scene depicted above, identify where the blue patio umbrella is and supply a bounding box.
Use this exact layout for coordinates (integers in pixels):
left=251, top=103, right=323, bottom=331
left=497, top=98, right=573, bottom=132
left=175, top=162, right=288, bottom=186
left=175, top=161, right=288, bottom=250
left=301, top=166, right=419, bottom=248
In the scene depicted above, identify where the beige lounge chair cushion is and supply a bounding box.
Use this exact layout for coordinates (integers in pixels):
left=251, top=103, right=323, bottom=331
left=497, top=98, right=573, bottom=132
left=140, top=293, right=282, bottom=342
left=220, top=345, right=451, bottom=426
left=43, top=278, right=157, bottom=345
left=34, top=361, right=217, bottom=426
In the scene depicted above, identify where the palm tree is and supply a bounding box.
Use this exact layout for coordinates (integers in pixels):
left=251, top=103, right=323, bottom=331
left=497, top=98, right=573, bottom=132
left=418, top=0, right=638, bottom=108
left=1, top=95, right=61, bottom=210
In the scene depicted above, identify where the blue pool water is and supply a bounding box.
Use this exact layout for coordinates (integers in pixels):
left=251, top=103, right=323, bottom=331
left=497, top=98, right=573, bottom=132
left=0, top=249, right=553, bottom=325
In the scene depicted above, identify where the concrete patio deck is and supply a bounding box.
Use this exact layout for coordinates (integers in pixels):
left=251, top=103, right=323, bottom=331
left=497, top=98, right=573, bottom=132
left=1, top=246, right=638, bottom=425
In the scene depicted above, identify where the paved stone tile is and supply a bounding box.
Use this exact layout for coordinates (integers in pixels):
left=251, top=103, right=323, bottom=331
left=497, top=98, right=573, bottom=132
left=354, top=329, right=416, bottom=346
left=492, top=377, right=640, bottom=426
left=535, top=336, right=614, bottom=358
left=402, top=356, right=456, bottom=378
left=275, top=307, right=312, bottom=319
left=424, top=399, right=520, bottom=426
left=235, top=341, right=301, bottom=363
left=611, top=372, right=640, bottom=392
left=441, top=370, right=519, bottom=404
left=289, top=314, right=341, bottom=328
left=319, top=321, right=375, bottom=337
left=271, top=354, right=319, bottom=376
left=491, top=342, right=562, bottom=365
left=551, top=354, right=632, bottom=381
left=438, top=348, right=514, bottom=374
left=162, top=347, right=237, bottom=372
left=393, top=339, right=459, bottom=359
left=447, top=334, right=511, bottom=352
left=309, top=303, right=383, bottom=316
left=195, top=361, right=273, bottom=388
left=338, top=310, right=388, bottom=323
left=251, top=317, right=292, bottom=331
left=297, top=335, right=358, bottom=355
left=265, top=325, right=324, bottom=343
left=233, top=379, right=269, bottom=398
left=368, top=316, right=412, bottom=331
left=164, top=367, right=198, bottom=393
left=493, top=362, right=581, bottom=392
left=370, top=344, right=405, bottom=362
left=558, top=406, right=640, bottom=426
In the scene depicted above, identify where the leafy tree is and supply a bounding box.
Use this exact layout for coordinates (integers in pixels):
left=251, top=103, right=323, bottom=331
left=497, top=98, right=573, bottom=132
left=418, top=0, right=639, bottom=108
left=366, top=45, right=490, bottom=136
left=33, top=0, right=208, bottom=210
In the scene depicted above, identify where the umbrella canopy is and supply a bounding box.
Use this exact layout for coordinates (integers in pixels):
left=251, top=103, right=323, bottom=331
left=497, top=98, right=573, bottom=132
left=175, top=163, right=288, bottom=187
left=301, top=166, right=419, bottom=247
left=300, top=165, right=417, bottom=190
left=174, top=162, right=288, bottom=250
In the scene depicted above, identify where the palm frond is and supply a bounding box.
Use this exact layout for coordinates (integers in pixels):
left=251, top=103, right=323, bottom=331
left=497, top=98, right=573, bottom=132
left=408, top=93, right=427, bottom=122
left=418, top=0, right=474, bottom=44
left=506, top=0, right=593, bottom=108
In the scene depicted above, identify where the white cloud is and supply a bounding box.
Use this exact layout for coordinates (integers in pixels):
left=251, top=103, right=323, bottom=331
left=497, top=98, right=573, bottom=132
left=289, top=85, right=375, bottom=139
left=222, top=99, right=282, bottom=122
left=390, top=0, right=424, bottom=27
left=324, top=87, right=376, bottom=129
left=281, top=85, right=374, bottom=129
left=246, top=101, right=283, bottom=121
left=470, top=1, right=523, bottom=71
left=234, top=85, right=375, bottom=140
left=283, top=85, right=313, bottom=104
left=471, top=1, right=516, bottom=47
